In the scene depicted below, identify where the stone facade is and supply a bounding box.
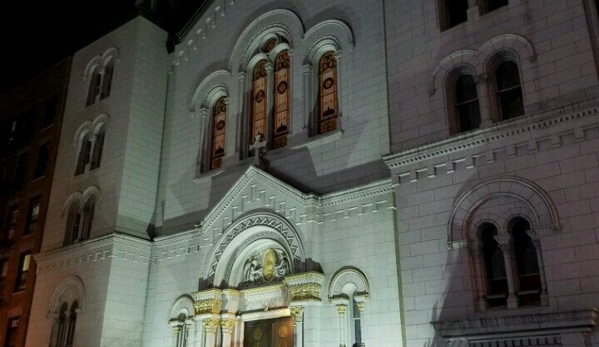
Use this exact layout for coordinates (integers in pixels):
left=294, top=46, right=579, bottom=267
left=19, top=0, right=599, bottom=346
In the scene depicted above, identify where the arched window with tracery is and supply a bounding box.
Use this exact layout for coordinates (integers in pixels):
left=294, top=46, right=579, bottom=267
left=211, top=97, right=227, bottom=170
left=273, top=50, right=290, bottom=148
left=318, top=52, right=338, bottom=134
left=75, top=132, right=91, bottom=175
left=65, top=202, right=82, bottom=246
left=479, top=223, right=507, bottom=307
left=510, top=217, right=541, bottom=305
left=454, top=74, right=481, bottom=132
left=52, top=301, right=77, bottom=347
left=495, top=61, right=523, bottom=120
left=251, top=60, right=268, bottom=150
left=90, top=125, right=106, bottom=170
left=80, top=197, right=95, bottom=242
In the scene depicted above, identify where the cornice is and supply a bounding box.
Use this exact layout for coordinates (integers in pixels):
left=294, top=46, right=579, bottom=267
left=35, top=233, right=152, bottom=273
left=384, top=100, right=599, bottom=176
left=432, top=309, right=598, bottom=337
left=320, top=179, right=393, bottom=207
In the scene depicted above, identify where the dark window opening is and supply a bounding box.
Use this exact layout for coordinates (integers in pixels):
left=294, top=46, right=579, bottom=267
left=480, top=223, right=508, bottom=307
left=34, top=143, right=50, bottom=179
left=25, top=197, right=40, bottom=235
left=485, top=0, right=508, bottom=13
left=442, top=0, right=468, bottom=30
left=455, top=75, right=481, bottom=132
left=13, top=152, right=28, bottom=188
left=42, top=94, right=58, bottom=128
left=496, top=61, right=524, bottom=120
left=4, top=317, right=19, bottom=347
left=511, top=218, right=541, bottom=306
left=14, top=253, right=31, bottom=292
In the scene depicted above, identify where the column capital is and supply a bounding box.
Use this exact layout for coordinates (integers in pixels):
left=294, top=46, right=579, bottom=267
left=336, top=304, right=347, bottom=316
left=238, top=71, right=247, bottom=81
left=202, top=317, right=221, bottom=334
left=220, top=318, right=237, bottom=334
left=290, top=306, right=304, bottom=324
left=474, top=73, right=488, bottom=84
left=302, top=64, right=313, bottom=74
left=265, top=62, right=274, bottom=72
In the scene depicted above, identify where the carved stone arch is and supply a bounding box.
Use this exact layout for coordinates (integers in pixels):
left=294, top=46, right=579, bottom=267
left=81, top=186, right=102, bottom=208
left=169, top=294, right=195, bottom=321
left=303, top=19, right=355, bottom=60
left=478, top=34, right=536, bottom=68
left=305, top=37, right=342, bottom=66
left=469, top=213, right=504, bottom=240
left=500, top=206, right=537, bottom=237
left=206, top=211, right=306, bottom=287
left=47, top=276, right=86, bottom=316
left=83, top=55, right=102, bottom=81
left=328, top=267, right=370, bottom=299
left=429, top=50, right=479, bottom=96
left=101, top=47, right=120, bottom=65
left=190, top=70, right=232, bottom=112
left=92, top=113, right=110, bottom=129
left=73, top=121, right=93, bottom=146
left=447, top=176, right=560, bottom=247
left=61, top=192, right=83, bottom=218
left=229, top=9, right=304, bottom=72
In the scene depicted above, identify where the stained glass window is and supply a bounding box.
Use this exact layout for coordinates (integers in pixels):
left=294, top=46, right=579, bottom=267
left=318, top=52, right=338, bottom=134
left=251, top=60, right=268, bottom=149
left=273, top=50, right=290, bottom=148
left=211, top=97, right=227, bottom=169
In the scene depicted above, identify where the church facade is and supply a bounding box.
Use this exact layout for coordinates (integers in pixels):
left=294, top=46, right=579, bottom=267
left=20, top=0, right=599, bottom=347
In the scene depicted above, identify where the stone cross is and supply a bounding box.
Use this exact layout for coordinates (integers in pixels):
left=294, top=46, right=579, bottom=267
left=249, top=134, right=267, bottom=165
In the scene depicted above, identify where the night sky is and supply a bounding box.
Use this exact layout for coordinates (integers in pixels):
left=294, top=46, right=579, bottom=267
left=0, top=0, right=199, bottom=95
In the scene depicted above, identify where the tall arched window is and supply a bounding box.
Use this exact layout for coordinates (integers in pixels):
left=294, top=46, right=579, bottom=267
left=175, top=313, right=188, bottom=347
left=495, top=61, right=524, bottom=120
left=351, top=295, right=362, bottom=347
left=90, top=125, right=106, bottom=170
left=273, top=50, right=290, bottom=148
left=210, top=97, right=227, bottom=170
left=479, top=223, right=507, bottom=307
left=251, top=60, right=268, bottom=150
left=318, top=52, right=338, bottom=135
left=86, top=67, right=102, bottom=107
left=65, top=202, right=82, bottom=245
left=455, top=75, right=481, bottom=132
left=100, top=60, right=114, bottom=100
left=75, top=132, right=92, bottom=175
left=510, top=217, right=541, bottom=305
left=65, top=301, right=78, bottom=347
left=52, top=301, right=78, bottom=347
left=80, top=197, right=95, bottom=242
left=55, top=303, right=68, bottom=347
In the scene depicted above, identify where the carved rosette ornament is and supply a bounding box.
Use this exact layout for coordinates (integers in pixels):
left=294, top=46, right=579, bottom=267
left=283, top=272, right=325, bottom=304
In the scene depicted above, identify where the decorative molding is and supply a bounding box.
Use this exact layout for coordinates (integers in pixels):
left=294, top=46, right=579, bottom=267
left=283, top=271, right=325, bottom=304
left=432, top=309, right=598, bottom=337
left=385, top=102, right=599, bottom=182
left=35, top=233, right=152, bottom=274
left=328, top=267, right=370, bottom=299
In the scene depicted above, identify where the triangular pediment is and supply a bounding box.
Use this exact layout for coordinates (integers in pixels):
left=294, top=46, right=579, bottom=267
left=199, top=165, right=320, bottom=236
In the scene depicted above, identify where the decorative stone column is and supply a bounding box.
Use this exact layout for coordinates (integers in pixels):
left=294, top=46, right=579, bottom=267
left=530, top=232, right=549, bottom=306
left=302, top=64, right=313, bottom=131
left=475, top=73, right=493, bottom=128
left=265, top=62, right=274, bottom=144
left=283, top=272, right=325, bottom=347
left=290, top=305, right=304, bottom=347
left=331, top=296, right=349, bottom=347
left=194, top=107, right=209, bottom=167
left=220, top=316, right=237, bottom=347
left=237, top=71, right=248, bottom=153
left=193, top=289, right=223, bottom=347
left=202, top=317, right=220, bottom=347
left=496, top=234, right=518, bottom=309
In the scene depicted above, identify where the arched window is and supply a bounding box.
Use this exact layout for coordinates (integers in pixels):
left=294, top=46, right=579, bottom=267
left=251, top=59, right=268, bottom=150
left=273, top=50, right=290, bottom=148
left=100, top=60, right=114, bottom=100
left=350, top=295, right=362, bottom=347
left=495, top=61, right=524, bottom=120
left=454, top=75, right=481, bottom=132
left=86, top=67, right=102, bottom=107
left=80, top=197, right=95, bottom=242
left=52, top=301, right=78, bottom=347
left=90, top=125, right=106, bottom=170
left=510, top=217, right=541, bottom=305
left=65, top=202, right=82, bottom=245
left=175, top=313, right=188, bottom=347
left=210, top=97, right=227, bottom=170
left=329, top=269, right=370, bottom=347
left=479, top=223, right=507, bottom=307
left=75, top=132, right=92, bottom=175
left=318, top=52, right=338, bottom=135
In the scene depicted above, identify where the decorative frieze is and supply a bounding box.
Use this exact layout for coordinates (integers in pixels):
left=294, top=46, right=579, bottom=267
left=283, top=272, right=325, bottom=304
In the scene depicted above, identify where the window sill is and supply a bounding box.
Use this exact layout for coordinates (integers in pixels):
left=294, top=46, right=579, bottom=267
left=291, top=129, right=343, bottom=150
left=193, top=168, right=224, bottom=184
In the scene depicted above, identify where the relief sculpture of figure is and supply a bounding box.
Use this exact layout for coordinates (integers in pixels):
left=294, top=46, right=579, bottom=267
left=274, top=250, right=289, bottom=278
left=243, top=258, right=263, bottom=284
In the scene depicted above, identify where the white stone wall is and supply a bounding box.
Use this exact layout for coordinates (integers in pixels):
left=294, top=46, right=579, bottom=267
left=158, top=0, right=390, bottom=235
